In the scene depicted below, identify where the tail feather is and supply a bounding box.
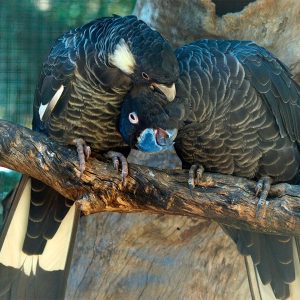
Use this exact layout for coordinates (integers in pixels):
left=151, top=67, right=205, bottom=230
left=222, top=224, right=300, bottom=299
left=0, top=177, right=31, bottom=269
left=245, top=238, right=300, bottom=300
left=0, top=176, right=80, bottom=299
left=245, top=255, right=279, bottom=300
left=244, top=255, right=263, bottom=300
left=255, top=238, right=272, bottom=285
left=23, top=178, right=71, bottom=254
left=289, top=239, right=300, bottom=299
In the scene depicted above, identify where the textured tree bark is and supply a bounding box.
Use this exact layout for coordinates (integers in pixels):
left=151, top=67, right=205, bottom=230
left=67, top=215, right=251, bottom=300
left=1, top=120, right=300, bottom=237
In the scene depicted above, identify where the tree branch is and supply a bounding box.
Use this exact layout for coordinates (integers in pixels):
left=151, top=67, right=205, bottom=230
left=0, top=119, right=300, bottom=237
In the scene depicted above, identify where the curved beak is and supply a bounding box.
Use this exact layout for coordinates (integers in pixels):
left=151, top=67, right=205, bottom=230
left=151, top=83, right=176, bottom=102
left=155, top=128, right=177, bottom=146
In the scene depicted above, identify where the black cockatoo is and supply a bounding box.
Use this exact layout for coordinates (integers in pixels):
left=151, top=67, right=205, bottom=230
left=0, top=15, right=179, bottom=299
left=118, top=39, right=300, bottom=299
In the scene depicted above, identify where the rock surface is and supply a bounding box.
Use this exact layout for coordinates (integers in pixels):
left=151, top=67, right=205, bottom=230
left=134, top=0, right=300, bottom=82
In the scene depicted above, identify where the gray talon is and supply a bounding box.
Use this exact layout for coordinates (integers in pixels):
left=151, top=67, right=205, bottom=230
left=255, top=176, right=272, bottom=217
left=72, top=138, right=91, bottom=177
left=255, top=179, right=264, bottom=196
left=188, top=164, right=205, bottom=189
left=84, top=145, right=91, bottom=160
left=105, top=151, right=129, bottom=184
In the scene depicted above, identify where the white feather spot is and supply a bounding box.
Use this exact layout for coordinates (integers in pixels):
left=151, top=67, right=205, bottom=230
left=39, top=204, right=76, bottom=272
left=109, top=39, right=136, bottom=75
left=39, top=85, right=64, bottom=120
left=0, top=178, right=77, bottom=275
left=0, top=179, right=31, bottom=273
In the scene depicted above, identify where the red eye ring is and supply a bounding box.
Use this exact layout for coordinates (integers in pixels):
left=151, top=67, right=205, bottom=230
left=142, top=72, right=150, bottom=80
left=129, top=112, right=139, bottom=124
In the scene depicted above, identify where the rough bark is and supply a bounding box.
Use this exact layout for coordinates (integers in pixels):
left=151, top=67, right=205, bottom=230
left=67, top=215, right=251, bottom=300
left=1, top=120, right=300, bottom=237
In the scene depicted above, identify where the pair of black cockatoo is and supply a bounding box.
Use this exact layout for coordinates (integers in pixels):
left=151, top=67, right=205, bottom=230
left=0, top=15, right=299, bottom=300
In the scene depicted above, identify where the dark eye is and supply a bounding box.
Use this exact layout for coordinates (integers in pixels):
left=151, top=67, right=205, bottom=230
left=128, top=112, right=139, bottom=124
left=142, top=72, right=150, bottom=80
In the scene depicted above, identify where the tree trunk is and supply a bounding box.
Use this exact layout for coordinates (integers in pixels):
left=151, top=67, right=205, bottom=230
left=134, top=0, right=300, bottom=83
left=67, top=215, right=251, bottom=300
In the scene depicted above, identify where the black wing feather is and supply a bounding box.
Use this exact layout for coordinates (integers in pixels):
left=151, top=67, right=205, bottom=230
left=223, top=225, right=296, bottom=299
left=232, top=41, right=300, bottom=142
left=32, top=35, right=77, bottom=132
left=23, top=178, right=71, bottom=254
left=188, top=39, right=300, bottom=143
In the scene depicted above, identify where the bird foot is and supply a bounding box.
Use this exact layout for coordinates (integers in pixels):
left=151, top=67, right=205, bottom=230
left=255, top=176, right=272, bottom=217
left=72, top=138, right=91, bottom=177
left=188, top=164, right=205, bottom=189
left=105, top=151, right=128, bottom=184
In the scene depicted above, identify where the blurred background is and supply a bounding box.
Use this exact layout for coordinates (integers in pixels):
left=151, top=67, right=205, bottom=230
left=0, top=0, right=135, bottom=222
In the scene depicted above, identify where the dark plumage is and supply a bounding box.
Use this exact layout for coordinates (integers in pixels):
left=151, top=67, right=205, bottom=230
left=119, top=88, right=179, bottom=152
left=0, top=15, right=179, bottom=299
left=34, top=15, right=178, bottom=150
left=119, top=39, right=300, bottom=299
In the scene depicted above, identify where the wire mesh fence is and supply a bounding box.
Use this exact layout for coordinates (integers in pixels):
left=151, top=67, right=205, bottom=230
left=0, top=0, right=135, bottom=203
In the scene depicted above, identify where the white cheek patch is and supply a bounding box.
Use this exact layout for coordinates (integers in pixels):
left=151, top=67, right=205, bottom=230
left=109, top=39, right=136, bottom=75
left=39, top=85, right=64, bottom=121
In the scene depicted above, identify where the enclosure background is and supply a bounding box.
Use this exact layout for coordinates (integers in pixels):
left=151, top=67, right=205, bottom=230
left=0, top=0, right=135, bottom=221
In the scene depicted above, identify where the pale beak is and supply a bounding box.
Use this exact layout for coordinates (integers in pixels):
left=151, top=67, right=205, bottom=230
left=151, top=83, right=176, bottom=101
